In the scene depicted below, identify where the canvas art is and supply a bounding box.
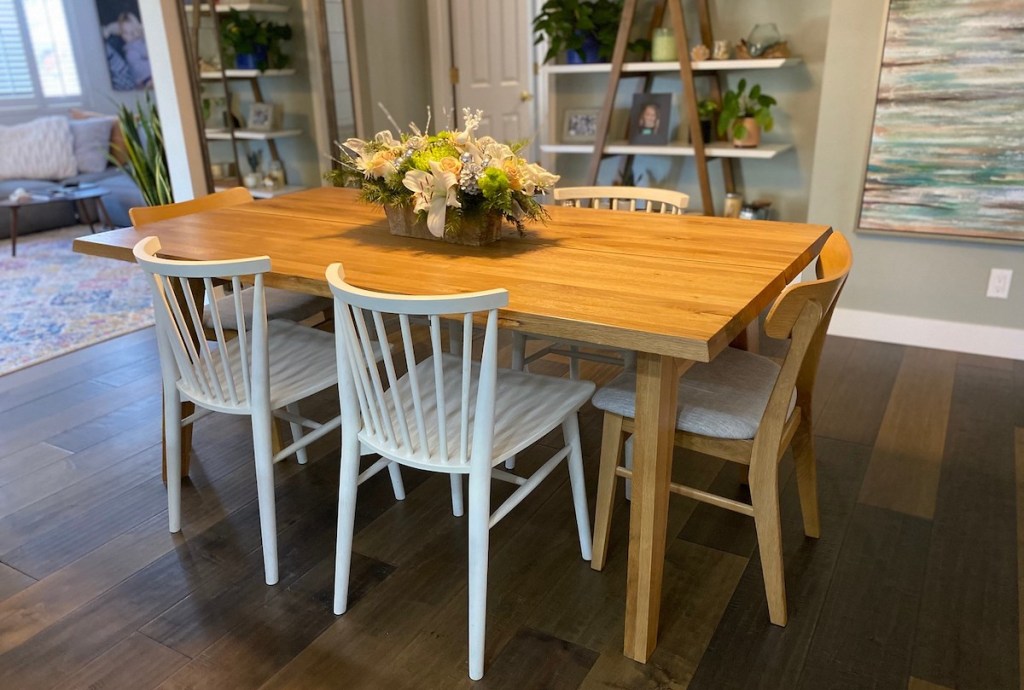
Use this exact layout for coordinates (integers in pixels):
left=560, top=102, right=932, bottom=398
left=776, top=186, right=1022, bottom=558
left=859, top=0, right=1024, bottom=241
left=96, top=0, right=151, bottom=91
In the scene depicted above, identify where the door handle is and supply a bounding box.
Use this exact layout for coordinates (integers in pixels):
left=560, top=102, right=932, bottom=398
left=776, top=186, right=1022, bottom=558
left=519, top=91, right=534, bottom=102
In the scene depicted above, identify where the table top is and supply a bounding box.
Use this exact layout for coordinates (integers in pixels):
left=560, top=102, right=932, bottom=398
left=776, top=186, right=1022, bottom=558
left=1, top=185, right=109, bottom=208
left=73, top=186, right=831, bottom=362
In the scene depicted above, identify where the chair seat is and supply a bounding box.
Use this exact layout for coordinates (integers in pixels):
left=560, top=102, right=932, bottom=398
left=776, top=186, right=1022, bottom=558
left=363, top=354, right=596, bottom=469
left=592, top=347, right=789, bottom=440
left=204, top=287, right=332, bottom=331
left=179, top=319, right=340, bottom=411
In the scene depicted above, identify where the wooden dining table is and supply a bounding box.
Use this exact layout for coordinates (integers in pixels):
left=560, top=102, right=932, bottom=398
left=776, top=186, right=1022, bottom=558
left=73, top=185, right=831, bottom=664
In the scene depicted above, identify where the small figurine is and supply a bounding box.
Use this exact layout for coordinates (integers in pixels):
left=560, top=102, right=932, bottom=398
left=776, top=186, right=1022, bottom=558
left=690, top=44, right=711, bottom=61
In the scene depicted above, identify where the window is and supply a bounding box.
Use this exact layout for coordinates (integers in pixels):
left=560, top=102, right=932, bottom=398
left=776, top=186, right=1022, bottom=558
left=0, top=0, right=79, bottom=103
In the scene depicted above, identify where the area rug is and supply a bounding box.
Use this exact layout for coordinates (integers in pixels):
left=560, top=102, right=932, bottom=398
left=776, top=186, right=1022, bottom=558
left=0, top=226, right=153, bottom=376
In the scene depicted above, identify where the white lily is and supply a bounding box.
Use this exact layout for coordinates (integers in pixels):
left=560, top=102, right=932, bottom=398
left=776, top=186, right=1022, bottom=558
left=403, top=161, right=461, bottom=237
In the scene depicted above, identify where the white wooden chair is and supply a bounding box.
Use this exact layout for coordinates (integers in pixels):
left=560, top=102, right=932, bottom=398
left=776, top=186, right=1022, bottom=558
left=512, top=185, right=690, bottom=380
left=589, top=232, right=852, bottom=626
left=129, top=187, right=333, bottom=333
left=326, top=263, right=594, bottom=681
left=132, top=237, right=404, bottom=586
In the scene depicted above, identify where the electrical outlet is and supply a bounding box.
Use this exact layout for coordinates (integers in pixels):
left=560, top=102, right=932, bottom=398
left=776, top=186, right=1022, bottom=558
left=986, top=268, right=1013, bottom=299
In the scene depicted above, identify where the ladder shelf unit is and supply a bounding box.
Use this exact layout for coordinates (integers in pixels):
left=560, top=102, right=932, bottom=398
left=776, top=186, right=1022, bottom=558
left=539, top=0, right=800, bottom=216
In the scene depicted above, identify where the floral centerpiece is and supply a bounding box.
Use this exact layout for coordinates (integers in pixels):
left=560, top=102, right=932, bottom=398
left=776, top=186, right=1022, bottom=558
left=325, top=109, right=559, bottom=245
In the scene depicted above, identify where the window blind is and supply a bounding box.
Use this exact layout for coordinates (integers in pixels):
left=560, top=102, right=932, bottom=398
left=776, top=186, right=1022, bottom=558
left=0, top=0, right=33, bottom=99
left=21, top=0, right=79, bottom=97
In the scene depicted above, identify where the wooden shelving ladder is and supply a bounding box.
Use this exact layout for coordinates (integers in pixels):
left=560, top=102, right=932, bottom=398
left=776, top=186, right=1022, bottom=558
left=585, top=0, right=736, bottom=216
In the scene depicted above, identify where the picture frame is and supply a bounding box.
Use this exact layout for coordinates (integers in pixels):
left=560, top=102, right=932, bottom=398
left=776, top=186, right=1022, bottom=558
left=628, top=93, right=672, bottom=146
left=562, top=108, right=600, bottom=143
left=247, top=102, right=276, bottom=131
left=95, top=0, right=151, bottom=91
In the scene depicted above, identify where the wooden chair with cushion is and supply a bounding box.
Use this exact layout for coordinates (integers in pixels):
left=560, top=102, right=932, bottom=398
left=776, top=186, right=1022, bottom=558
left=326, top=263, right=594, bottom=680
left=511, top=185, right=689, bottom=380
left=133, top=237, right=404, bottom=586
left=589, top=231, right=851, bottom=626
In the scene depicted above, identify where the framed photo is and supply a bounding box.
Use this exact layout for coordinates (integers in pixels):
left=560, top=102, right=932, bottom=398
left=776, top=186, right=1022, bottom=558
left=96, top=0, right=151, bottom=91
left=247, top=102, right=275, bottom=131
left=628, top=93, right=672, bottom=145
left=562, top=108, right=600, bottom=143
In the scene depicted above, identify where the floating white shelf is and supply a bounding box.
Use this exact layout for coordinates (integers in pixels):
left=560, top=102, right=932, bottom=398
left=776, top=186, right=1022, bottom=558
left=200, top=69, right=296, bottom=80
left=215, top=184, right=306, bottom=199
left=540, top=141, right=792, bottom=160
left=205, top=128, right=303, bottom=141
left=540, top=58, right=801, bottom=75
left=198, top=2, right=289, bottom=13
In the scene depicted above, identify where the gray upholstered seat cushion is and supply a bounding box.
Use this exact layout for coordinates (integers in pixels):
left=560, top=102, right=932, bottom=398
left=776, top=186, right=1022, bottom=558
left=203, top=287, right=332, bottom=331
left=591, top=347, right=789, bottom=440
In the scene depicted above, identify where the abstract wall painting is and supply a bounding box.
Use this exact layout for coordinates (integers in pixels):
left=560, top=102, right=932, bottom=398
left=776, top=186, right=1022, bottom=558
left=859, top=0, right=1024, bottom=242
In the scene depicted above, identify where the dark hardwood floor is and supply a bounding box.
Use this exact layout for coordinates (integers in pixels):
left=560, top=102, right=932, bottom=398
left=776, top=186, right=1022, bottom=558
left=0, top=328, right=1019, bottom=689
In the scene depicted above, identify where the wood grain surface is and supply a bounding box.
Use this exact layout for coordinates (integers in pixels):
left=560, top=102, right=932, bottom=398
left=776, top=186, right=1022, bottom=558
left=73, top=187, right=830, bottom=363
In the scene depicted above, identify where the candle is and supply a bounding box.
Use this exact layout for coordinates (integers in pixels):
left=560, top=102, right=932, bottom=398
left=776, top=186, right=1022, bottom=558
left=652, top=28, right=676, bottom=62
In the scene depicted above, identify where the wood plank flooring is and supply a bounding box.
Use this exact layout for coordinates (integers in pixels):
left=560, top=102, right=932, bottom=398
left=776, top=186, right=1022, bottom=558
left=0, top=329, right=1020, bottom=689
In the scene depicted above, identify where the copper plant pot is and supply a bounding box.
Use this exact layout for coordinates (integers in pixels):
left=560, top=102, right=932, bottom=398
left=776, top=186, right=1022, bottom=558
left=732, top=117, right=761, bottom=148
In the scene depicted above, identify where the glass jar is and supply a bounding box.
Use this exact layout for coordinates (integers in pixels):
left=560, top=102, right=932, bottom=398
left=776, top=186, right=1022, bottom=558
left=269, top=160, right=286, bottom=188
left=747, top=23, right=782, bottom=57
left=724, top=193, right=743, bottom=218
left=651, top=28, right=676, bottom=62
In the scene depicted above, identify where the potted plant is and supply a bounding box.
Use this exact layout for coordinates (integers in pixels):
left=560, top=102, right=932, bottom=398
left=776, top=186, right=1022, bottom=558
left=112, top=93, right=173, bottom=207
left=696, top=98, right=719, bottom=143
left=717, top=78, right=776, bottom=147
left=219, top=9, right=292, bottom=71
left=533, top=0, right=647, bottom=64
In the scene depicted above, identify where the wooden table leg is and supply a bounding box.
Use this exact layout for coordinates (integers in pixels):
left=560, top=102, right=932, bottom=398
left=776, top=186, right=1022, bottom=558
left=9, top=206, right=17, bottom=257
left=623, top=352, right=686, bottom=662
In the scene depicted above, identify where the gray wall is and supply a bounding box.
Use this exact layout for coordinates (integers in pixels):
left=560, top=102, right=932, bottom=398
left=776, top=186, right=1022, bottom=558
left=348, top=0, right=433, bottom=136
left=807, top=0, right=1024, bottom=329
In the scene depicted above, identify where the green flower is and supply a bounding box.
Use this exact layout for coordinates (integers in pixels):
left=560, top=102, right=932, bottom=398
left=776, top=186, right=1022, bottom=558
left=478, top=167, right=510, bottom=199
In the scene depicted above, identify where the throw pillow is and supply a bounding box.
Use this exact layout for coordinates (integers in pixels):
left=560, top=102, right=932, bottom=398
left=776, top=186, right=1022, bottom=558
left=69, top=117, right=116, bottom=174
left=71, top=108, right=129, bottom=165
left=0, top=116, right=77, bottom=181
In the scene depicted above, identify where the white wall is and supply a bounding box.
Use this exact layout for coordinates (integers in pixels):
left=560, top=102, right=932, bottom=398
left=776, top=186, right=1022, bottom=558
left=808, top=0, right=1024, bottom=348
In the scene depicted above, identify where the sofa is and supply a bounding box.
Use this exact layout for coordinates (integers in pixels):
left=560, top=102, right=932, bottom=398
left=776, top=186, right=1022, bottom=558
left=0, top=112, right=144, bottom=239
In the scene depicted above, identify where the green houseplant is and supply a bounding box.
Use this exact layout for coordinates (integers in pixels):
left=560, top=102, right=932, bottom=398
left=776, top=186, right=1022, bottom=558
left=533, top=0, right=647, bottom=64
left=112, top=93, right=172, bottom=207
left=717, top=78, right=776, bottom=147
left=219, top=9, right=292, bottom=71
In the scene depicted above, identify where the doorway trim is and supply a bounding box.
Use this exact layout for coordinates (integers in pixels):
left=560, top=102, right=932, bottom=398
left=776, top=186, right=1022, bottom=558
left=427, top=0, right=456, bottom=128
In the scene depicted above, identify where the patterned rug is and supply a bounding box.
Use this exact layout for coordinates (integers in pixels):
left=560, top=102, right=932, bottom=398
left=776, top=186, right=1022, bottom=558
left=0, top=226, right=153, bottom=376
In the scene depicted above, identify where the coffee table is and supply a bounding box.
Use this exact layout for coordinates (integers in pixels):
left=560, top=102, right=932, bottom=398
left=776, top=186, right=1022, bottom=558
left=2, top=185, right=112, bottom=256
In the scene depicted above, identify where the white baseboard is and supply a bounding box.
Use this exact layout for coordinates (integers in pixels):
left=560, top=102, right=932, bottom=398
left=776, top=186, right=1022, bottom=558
left=829, top=308, right=1024, bottom=361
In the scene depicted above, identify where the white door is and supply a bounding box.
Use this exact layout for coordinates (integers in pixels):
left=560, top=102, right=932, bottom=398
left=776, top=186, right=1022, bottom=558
left=449, top=0, right=535, bottom=142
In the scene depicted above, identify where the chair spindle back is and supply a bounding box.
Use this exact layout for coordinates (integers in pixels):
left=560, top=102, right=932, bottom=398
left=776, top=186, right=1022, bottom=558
left=133, top=236, right=271, bottom=412
left=553, top=186, right=689, bottom=214
left=326, top=263, right=509, bottom=469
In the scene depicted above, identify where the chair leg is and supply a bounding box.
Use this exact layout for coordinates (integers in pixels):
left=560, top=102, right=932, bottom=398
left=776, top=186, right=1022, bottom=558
left=591, top=413, right=624, bottom=571
left=334, top=435, right=362, bottom=614
left=792, top=417, right=820, bottom=538
left=251, top=407, right=279, bottom=586
left=467, top=464, right=492, bottom=681
left=450, top=474, right=464, bottom=517
left=750, top=473, right=787, bottom=626
left=387, top=462, right=406, bottom=501
left=623, top=350, right=637, bottom=371
left=623, top=434, right=634, bottom=501
left=511, top=332, right=527, bottom=371
left=163, top=384, right=183, bottom=533
left=285, top=403, right=308, bottom=465
left=563, top=413, right=592, bottom=561
left=447, top=320, right=463, bottom=356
